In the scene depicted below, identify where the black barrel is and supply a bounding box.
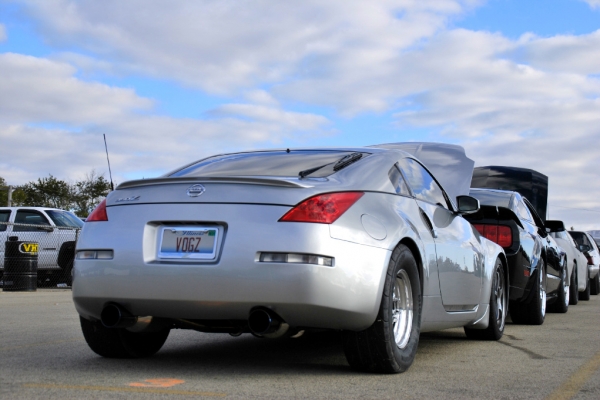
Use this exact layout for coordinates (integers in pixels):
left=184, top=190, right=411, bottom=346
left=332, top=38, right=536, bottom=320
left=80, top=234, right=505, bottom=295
left=3, top=237, right=38, bottom=292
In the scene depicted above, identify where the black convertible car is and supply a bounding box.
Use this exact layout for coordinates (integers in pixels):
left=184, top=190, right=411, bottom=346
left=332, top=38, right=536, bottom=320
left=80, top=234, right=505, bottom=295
left=464, top=189, right=567, bottom=325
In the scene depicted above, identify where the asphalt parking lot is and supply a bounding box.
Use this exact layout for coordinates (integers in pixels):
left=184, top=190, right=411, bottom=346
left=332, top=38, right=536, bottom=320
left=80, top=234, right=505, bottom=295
left=1, top=290, right=599, bottom=399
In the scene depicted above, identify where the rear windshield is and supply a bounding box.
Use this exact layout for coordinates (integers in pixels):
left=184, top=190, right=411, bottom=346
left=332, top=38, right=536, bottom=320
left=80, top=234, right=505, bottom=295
left=469, top=189, right=513, bottom=209
left=169, top=150, right=370, bottom=178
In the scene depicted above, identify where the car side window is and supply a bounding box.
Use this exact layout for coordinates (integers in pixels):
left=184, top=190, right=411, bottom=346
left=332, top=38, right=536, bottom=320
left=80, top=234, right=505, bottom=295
left=515, top=199, right=533, bottom=222
left=388, top=164, right=411, bottom=197
left=0, top=211, right=10, bottom=232
left=14, top=210, right=51, bottom=232
left=398, top=158, right=448, bottom=208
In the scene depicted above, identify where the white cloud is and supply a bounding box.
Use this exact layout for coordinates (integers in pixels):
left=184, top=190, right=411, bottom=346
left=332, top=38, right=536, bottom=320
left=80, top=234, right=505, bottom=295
left=0, top=53, right=332, bottom=185
left=0, top=53, right=152, bottom=125
left=20, top=0, right=478, bottom=94
left=517, top=30, right=600, bottom=75
left=581, top=0, right=600, bottom=9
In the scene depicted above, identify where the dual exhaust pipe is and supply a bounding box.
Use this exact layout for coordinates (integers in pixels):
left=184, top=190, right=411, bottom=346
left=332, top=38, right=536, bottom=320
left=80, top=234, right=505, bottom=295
left=100, top=303, right=288, bottom=337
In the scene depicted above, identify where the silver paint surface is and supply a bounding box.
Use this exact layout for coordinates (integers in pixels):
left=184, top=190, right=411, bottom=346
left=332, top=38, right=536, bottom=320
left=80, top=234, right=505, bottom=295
left=73, top=145, right=505, bottom=333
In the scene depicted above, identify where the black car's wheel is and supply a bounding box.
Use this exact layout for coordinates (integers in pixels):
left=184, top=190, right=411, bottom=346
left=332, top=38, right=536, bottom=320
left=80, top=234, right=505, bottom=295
left=80, top=317, right=170, bottom=358
left=579, top=270, right=591, bottom=301
left=510, top=259, right=546, bottom=325
left=342, top=244, right=422, bottom=374
left=590, top=272, right=600, bottom=296
left=548, top=266, right=568, bottom=313
left=569, top=263, right=579, bottom=306
left=464, top=258, right=506, bottom=340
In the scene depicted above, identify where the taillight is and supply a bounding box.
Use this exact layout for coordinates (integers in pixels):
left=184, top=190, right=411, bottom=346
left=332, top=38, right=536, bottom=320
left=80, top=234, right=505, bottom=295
left=279, top=192, right=364, bottom=224
left=473, top=224, right=512, bottom=248
left=86, top=199, right=108, bottom=222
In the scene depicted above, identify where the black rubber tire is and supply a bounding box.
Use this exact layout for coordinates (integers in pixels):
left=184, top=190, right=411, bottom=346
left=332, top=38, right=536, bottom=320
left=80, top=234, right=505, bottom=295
left=569, top=263, right=579, bottom=306
left=510, top=259, right=546, bottom=325
left=548, top=266, right=568, bottom=313
left=80, top=317, right=170, bottom=358
left=464, top=258, right=506, bottom=341
left=590, top=272, right=600, bottom=296
left=579, top=270, right=591, bottom=301
left=342, top=244, right=422, bottom=374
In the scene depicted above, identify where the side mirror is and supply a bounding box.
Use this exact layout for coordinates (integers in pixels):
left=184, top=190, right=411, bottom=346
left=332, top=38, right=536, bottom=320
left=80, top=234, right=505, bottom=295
left=456, top=195, right=480, bottom=215
left=37, top=226, right=54, bottom=233
left=579, top=244, right=591, bottom=253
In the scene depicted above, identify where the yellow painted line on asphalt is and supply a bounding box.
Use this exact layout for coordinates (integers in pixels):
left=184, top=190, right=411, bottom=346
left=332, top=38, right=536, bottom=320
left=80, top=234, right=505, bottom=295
left=0, top=338, right=82, bottom=351
left=546, top=349, right=600, bottom=400
left=23, top=383, right=227, bottom=397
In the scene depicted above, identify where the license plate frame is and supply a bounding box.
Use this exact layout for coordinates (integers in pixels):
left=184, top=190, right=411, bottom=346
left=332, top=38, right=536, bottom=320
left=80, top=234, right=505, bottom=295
left=157, top=226, right=220, bottom=260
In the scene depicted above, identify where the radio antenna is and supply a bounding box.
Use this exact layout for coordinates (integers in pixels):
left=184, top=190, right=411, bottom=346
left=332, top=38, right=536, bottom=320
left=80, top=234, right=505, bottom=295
left=103, top=134, right=115, bottom=191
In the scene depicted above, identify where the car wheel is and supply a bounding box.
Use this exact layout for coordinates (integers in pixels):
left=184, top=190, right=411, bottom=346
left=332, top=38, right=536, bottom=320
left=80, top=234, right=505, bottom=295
left=569, top=263, right=579, bottom=306
left=342, top=244, right=422, bottom=373
left=579, top=270, right=591, bottom=301
left=548, top=266, right=568, bottom=313
left=464, top=258, right=506, bottom=340
left=590, top=272, right=600, bottom=296
left=510, top=259, right=546, bottom=325
left=80, top=317, right=170, bottom=358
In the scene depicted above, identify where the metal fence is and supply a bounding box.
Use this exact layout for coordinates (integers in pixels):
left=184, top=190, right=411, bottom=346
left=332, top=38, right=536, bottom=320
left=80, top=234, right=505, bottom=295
left=0, top=221, right=80, bottom=289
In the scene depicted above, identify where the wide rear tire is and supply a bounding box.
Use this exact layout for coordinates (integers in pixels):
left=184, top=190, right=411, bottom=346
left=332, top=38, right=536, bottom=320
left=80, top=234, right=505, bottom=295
left=342, top=244, right=422, bottom=374
left=548, top=266, right=568, bottom=313
left=579, top=270, right=591, bottom=301
left=465, top=258, right=507, bottom=341
left=590, top=272, right=600, bottom=296
left=569, top=263, right=579, bottom=306
left=510, top=259, right=546, bottom=325
left=80, top=317, right=170, bottom=358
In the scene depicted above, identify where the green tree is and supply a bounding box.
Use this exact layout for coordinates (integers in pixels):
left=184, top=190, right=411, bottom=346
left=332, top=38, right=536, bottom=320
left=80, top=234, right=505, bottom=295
left=0, top=176, right=26, bottom=207
left=19, top=175, right=74, bottom=209
left=73, top=170, right=111, bottom=217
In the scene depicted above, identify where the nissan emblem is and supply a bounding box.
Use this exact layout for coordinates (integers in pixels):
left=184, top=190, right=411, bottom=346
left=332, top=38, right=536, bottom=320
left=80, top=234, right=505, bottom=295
left=187, top=184, right=206, bottom=197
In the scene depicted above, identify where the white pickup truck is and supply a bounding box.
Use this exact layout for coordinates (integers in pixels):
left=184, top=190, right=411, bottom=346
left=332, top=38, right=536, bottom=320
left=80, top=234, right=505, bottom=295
left=0, top=207, right=83, bottom=285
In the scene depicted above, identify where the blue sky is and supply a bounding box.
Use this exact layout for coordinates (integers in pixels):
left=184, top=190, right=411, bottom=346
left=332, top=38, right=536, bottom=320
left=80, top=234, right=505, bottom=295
left=1, top=0, right=600, bottom=228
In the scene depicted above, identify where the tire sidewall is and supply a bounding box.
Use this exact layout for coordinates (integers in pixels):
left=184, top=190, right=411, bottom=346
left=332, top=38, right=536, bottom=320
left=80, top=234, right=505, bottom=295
left=382, top=246, right=422, bottom=372
left=487, top=259, right=506, bottom=338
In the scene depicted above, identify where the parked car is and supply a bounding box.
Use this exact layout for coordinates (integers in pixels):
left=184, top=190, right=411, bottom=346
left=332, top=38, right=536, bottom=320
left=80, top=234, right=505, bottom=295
left=546, top=220, right=589, bottom=304
left=0, top=207, right=83, bottom=285
left=463, top=189, right=568, bottom=325
left=568, top=231, right=600, bottom=298
left=73, top=143, right=507, bottom=374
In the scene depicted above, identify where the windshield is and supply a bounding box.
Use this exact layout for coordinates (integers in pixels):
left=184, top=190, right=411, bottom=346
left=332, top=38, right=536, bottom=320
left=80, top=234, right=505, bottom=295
left=170, top=150, right=370, bottom=178
left=45, top=210, right=84, bottom=228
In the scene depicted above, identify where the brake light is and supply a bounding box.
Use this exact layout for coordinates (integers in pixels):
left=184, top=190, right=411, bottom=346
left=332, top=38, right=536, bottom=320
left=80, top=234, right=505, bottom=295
left=279, top=192, right=364, bottom=224
left=473, top=224, right=512, bottom=248
left=86, top=199, right=108, bottom=222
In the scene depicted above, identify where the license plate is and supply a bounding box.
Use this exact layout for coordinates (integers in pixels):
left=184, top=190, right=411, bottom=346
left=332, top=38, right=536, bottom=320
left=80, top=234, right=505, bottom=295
left=158, top=226, right=219, bottom=260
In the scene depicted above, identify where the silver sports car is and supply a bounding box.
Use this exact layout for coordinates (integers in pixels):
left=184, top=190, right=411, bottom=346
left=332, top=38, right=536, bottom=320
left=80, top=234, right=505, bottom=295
left=73, top=142, right=507, bottom=373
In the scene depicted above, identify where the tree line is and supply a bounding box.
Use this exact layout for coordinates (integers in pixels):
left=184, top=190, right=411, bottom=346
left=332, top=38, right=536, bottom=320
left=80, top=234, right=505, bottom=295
left=0, top=171, right=111, bottom=217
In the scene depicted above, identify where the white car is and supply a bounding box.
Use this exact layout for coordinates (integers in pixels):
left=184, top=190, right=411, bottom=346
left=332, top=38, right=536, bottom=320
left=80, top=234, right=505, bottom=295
left=0, top=207, right=83, bottom=285
left=546, top=221, right=589, bottom=304
left=568, top=231, right=600, bottom=299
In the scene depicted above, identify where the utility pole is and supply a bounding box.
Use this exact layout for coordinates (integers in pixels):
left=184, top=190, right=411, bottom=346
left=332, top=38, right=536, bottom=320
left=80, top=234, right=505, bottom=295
left=7, top=185, right=13, bottom=207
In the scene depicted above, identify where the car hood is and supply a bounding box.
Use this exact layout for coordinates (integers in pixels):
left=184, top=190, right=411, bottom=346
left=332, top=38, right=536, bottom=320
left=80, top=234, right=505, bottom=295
left=371, top=142, right=475, bottom=203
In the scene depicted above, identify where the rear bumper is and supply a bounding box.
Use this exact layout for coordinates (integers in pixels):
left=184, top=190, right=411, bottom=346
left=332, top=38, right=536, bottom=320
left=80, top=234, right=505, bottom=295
left=73, top=203, right=391, bottom=331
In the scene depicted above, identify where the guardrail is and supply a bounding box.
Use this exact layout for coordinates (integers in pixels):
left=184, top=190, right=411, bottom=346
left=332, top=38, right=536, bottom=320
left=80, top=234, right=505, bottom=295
left=0, top=221, right=81, bottom=289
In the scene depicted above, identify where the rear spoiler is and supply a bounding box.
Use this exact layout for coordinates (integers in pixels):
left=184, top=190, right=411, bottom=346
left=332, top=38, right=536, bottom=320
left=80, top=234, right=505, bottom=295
left=117, top=176, right=311, bottom=190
